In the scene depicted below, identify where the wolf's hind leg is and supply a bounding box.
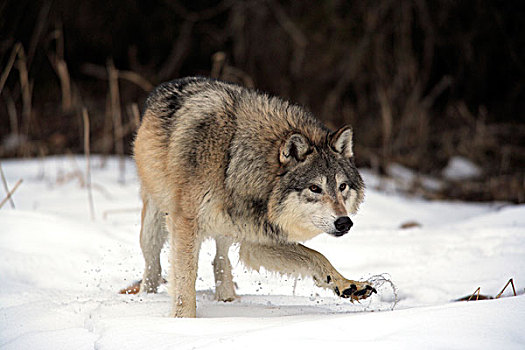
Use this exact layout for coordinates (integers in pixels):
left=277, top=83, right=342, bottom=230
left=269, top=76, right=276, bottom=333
left=139, top=195, right=168, bottom=293
left=213, top=236, right=237, bottom=302
left=167, top=214, right=200, bottom=318
left=239, top=242, right=376, bottom=301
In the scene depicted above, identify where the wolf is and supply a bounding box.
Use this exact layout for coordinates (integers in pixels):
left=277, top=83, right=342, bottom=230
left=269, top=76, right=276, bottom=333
left=132, top=76, right=376, bottom=317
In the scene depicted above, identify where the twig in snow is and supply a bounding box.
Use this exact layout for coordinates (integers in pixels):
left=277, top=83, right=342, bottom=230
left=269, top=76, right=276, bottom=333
left=0, top=163, right=15, bottom=208
left=457, top=278, right=517, bottom=301
left=467, top=287, right=481, bottom=301
left=495, top=278, right=516, bottom=299
left=0, top=179, right=23, bottom=210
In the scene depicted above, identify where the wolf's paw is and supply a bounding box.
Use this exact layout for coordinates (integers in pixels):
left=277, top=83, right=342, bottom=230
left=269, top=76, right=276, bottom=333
left=333, top=280, right=377, bottom=302
left=214, top=277, right=237, bottom=302
left=214, top=285, right=237, bottom=302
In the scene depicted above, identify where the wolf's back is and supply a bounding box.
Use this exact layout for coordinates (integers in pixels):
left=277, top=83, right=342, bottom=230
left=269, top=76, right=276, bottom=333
left=135, top=77, right=331, bottom=202
left=141, top=76, right=212, bottom=120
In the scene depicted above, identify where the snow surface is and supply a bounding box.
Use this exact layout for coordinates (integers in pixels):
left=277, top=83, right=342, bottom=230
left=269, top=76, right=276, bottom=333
left=1, top=156, right=524, bottom=349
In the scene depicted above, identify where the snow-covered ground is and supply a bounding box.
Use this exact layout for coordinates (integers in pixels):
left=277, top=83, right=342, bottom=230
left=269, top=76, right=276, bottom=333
left=1, top=156, right=524, bottom=349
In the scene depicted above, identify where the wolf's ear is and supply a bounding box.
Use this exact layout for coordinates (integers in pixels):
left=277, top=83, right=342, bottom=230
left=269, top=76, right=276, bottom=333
left=279, top=133, right=311, bottom=165
left=330, top=125, right=354, bottom=158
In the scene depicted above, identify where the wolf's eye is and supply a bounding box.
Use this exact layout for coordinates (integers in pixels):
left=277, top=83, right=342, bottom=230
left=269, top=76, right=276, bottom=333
left=339, top=183, right=347, bottom=191
left=308, top=185, right=322, bottom=194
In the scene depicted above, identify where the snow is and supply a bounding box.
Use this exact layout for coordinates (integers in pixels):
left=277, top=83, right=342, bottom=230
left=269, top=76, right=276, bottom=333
left=442, top=156, right=483, bottom=181
left=1, top=156, right=524, bottom=349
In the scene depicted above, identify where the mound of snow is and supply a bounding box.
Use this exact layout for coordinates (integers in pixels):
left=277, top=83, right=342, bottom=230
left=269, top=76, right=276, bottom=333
left=442, top=156, right=483, bottom=181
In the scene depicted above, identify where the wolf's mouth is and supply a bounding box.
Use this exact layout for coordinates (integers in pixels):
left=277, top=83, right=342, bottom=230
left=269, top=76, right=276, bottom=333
left=330, top=229, right=350, bottom=237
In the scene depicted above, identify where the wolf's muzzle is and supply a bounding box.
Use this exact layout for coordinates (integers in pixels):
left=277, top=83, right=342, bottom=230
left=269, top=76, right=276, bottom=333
left=333, top=216, right=353, bottom=236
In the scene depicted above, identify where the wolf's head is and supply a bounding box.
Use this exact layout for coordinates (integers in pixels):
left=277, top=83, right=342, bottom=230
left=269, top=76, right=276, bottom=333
left=269, top=126, right=364, bottom=241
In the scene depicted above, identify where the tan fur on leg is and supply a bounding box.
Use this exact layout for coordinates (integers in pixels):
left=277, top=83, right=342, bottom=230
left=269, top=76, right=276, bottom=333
left=239, top=241, right=376, bottom=301
left=167, top=214, right=200, bottom=318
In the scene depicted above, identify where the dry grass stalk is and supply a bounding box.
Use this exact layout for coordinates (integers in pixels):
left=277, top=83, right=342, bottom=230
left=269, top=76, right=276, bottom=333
left=0, top=163, right=15, bottom=209
left=0, top=43, right=22, bottom=95
left=267, top=0, right=307, bottom=48
left=130, top=103, right=141, bottom=129
left=100, top=93, right=113, bottom=165
left=157, top=19, right=194, bottom=80
left=0, top=179, right=23, bottom=210
left=107, top=59, right=125, bottom=184
left=210, top=52, right=254, bottom=88
left=377, top=86, right=393, bottom=160
left=16, top=46, right=33, bottom=141
left=46, top=25, right=73, bottom=111
left=2, top=88, right=19, bottom=136
left=495, top=278, right=516, bottom=299
left=81, top=63, right=154, bottom=91
left=27, top=1, right=52, bottom=68
left=56, top=60, right=72, bottom=111
left=118, top=71, right=154, bottom=92
left=93, top=103, right=139, bottom=153
left=467, top=287, right=481, bottom=301
left=321, top=34, right=372, bottom=124
left=94, top=119, right=137, bottom=151
left=266, top=0, right=307, bottom=76
left=211, top=52, right=226, bottom=79
left=164, top=0, right=234, bottom=22
left=82, top=108, right=95, bottom=220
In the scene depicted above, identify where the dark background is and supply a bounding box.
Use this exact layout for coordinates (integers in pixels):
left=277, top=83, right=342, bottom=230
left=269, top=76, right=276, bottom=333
left=1, top=0, right=524, bottom=202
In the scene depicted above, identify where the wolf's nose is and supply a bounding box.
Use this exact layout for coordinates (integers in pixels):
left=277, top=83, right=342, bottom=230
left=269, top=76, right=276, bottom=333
left=334, top=216, right=353, bottom=232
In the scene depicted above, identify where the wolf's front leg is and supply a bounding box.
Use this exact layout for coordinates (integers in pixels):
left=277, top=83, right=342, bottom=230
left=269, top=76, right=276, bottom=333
left=213, top=236, right=237, bottom=302
left=239, top=242, right=376, bottom=301
left=167, top=214, right=200, bottom=318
